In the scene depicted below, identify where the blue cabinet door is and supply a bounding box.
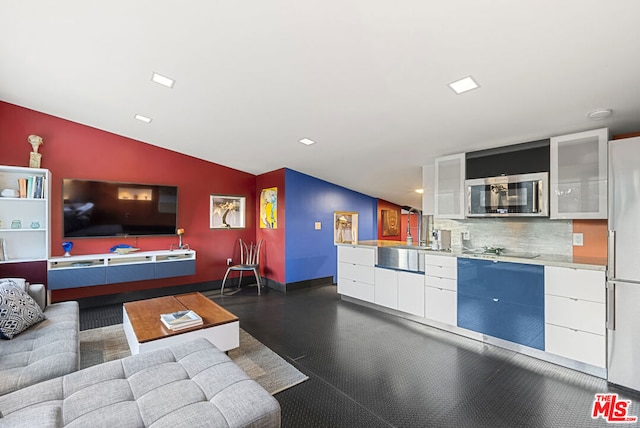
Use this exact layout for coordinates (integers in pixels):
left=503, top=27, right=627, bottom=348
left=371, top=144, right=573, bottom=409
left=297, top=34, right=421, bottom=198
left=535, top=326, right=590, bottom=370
left=457, top=258, right=544, bottom=350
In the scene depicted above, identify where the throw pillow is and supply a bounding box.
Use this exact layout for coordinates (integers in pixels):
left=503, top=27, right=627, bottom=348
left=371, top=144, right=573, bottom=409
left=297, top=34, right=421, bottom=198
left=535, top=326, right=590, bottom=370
left=0, top=282, right=45, bottom=340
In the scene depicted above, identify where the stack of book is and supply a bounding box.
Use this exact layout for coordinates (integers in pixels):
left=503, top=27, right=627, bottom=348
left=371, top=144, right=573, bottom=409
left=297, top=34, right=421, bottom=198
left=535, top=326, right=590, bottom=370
left=17, top=176, right=46, bottom=199
left=160, top=310, right=203, bottom=331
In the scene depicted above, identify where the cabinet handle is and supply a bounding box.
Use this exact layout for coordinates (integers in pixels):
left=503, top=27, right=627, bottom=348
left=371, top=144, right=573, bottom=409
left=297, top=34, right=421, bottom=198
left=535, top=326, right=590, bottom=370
left=607, top=281, right=615, bottom=330
left=608, top=230, right=615, bottom=280
left=570, top=297, right=578, bottom=301
left=492, top=298, right=499, bottom=302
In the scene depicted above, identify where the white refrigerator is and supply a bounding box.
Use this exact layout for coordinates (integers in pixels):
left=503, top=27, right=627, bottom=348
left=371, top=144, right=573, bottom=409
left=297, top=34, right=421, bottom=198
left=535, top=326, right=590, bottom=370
left=607, top=135, right=640, bottom=391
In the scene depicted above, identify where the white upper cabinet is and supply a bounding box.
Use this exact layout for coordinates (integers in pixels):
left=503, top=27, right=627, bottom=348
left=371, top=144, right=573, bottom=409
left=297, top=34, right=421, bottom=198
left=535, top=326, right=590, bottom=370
left=550, top=128, right=608, bottom=219
left=434, top=153, right=465, bottom=219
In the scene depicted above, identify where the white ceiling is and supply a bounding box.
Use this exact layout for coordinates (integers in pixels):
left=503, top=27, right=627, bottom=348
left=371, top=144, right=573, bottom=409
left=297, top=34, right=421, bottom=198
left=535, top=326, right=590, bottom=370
left=2, top=1, right=639, bottom=208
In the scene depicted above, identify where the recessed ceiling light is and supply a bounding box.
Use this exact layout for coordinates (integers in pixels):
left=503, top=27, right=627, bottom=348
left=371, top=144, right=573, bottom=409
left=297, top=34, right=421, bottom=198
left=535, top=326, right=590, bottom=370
left=299, top=138, right=316, bottom=146
left=449, top=76, right=479, bottom=94
left=151, top=72, right=175, bottom=88
left=587, top=108, right=613, bottom=120
left=134, top=114, right=152, bottom=123
left=415, top=188, right=424, bottom=194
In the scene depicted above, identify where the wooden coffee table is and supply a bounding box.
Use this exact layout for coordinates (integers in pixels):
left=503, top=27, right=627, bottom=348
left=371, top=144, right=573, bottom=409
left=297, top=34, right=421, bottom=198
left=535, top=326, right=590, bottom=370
left=122, top=292, right=239, bottom=354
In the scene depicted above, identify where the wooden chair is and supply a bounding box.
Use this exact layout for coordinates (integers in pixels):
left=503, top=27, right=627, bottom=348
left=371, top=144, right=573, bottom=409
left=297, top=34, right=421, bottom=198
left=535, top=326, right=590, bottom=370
left=221, top=239, right=263, bottom=295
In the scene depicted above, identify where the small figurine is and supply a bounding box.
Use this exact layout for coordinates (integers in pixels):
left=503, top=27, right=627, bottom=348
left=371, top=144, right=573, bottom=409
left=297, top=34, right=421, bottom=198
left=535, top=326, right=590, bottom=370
left=27, top=135, right=44, bottom=168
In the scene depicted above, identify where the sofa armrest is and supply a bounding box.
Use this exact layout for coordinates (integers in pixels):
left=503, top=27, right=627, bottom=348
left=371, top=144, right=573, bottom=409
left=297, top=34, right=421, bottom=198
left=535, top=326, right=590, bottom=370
left=26, top=283, right=47, bottom=310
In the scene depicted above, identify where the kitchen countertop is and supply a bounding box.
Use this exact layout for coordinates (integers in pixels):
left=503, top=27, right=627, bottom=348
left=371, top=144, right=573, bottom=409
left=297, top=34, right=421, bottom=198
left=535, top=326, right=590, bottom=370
left=336, top=240, right=607, bottom=271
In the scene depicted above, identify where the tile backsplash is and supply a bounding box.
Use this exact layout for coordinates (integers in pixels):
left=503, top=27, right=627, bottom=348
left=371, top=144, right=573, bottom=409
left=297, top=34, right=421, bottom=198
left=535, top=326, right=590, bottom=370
left=432, top=217, right=573, bottom=257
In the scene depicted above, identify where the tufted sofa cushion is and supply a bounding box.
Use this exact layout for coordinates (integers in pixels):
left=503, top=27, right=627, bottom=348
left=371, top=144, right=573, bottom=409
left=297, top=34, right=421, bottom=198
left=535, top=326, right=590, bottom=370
left=0, top=300, right=79, bottom=396
left=0, top=338, right=281, bottom=427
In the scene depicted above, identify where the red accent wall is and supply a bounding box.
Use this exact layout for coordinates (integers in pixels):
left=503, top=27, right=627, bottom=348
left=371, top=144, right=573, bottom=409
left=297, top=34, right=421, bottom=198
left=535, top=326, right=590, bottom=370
left=255, top=169, right=286, bottom=284
left=0, top=101, right=256, bottom=301
left=377, top=199, right=402, bottom=241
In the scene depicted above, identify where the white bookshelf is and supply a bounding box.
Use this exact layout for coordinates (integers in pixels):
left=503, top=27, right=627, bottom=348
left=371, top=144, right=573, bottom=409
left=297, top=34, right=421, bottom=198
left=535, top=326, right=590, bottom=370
left=0, top=165, right=50, bottom=263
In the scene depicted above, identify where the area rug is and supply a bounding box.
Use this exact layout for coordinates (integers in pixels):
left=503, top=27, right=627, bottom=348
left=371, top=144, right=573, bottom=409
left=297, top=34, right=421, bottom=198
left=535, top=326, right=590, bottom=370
left=79, top=325, right=308, bottom=395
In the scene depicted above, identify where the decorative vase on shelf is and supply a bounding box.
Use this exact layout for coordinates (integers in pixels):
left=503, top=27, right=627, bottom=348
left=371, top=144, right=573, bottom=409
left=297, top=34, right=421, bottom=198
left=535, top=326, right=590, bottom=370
left=62, top=241, right=73, bottom=257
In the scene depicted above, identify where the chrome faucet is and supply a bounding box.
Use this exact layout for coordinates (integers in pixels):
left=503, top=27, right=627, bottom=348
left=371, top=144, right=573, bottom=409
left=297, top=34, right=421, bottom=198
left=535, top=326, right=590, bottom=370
left=403, top=207, right=422, bottom=246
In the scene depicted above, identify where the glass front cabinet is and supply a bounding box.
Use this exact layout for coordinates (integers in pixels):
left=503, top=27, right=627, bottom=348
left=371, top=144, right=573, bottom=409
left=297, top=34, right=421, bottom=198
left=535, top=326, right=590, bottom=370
left=434, top=153, right=465, bottom=219
left=549, top=128, right=608, bottom=219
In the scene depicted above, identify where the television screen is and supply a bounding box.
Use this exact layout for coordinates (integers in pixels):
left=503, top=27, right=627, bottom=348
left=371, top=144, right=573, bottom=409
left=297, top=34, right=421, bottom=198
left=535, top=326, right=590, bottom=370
left=63, top=179, right=178, bottom=238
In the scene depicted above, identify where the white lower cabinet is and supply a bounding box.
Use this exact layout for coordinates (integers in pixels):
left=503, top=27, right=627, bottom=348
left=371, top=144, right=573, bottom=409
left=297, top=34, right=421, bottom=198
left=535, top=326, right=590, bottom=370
left=545, top=324, right=605, bottom=368
left=424, top=254, right=457, bottom=326
left=338, top=277, right=375, bottom=302
left=374, top=267, right=398, bottom=309
left=398, top=271, right=425, bottom=317
left=374, top=267, right=425, bottom=316
left=544, top=265, right=606, bottom=368
left=337, top=246, right=375, bottom=303
left=425, top=286, right=457, bottom=325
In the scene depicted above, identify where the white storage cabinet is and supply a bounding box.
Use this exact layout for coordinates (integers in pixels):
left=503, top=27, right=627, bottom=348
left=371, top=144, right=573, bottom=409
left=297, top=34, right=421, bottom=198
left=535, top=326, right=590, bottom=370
left=337, top=246, right=375, bottom=303
left=544, top=265, right=606, bottom=368
left=424, top=254, right=457, bottom=325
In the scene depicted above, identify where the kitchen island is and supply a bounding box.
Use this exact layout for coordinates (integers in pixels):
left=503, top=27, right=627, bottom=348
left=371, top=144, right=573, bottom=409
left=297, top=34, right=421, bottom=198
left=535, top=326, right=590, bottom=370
left=336, top=240, right=607, bottom=378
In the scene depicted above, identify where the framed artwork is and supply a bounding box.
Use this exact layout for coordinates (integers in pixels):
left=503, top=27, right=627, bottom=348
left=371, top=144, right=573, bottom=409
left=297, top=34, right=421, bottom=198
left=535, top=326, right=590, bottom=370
left=210, top=195, right=246, bottom=229
left=381, top=209, right=400, bottom=237
left=334, top=211, right=358, bottom=244
left=260, top=187, right=278, bottom=229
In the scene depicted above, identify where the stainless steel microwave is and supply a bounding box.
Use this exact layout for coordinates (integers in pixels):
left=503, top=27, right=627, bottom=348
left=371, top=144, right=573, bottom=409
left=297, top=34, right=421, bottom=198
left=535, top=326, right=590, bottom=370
left=465, top=172, right=549, bottom=217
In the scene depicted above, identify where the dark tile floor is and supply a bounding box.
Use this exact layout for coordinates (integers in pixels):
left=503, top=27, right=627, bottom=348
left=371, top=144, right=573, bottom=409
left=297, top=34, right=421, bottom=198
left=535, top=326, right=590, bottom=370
left=80, top=285, right=640, bottom=428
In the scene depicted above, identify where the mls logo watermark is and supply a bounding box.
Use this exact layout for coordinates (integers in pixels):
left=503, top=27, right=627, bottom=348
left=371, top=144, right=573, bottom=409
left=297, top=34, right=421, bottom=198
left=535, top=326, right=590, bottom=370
left=592, top=393, right=638, bottom=423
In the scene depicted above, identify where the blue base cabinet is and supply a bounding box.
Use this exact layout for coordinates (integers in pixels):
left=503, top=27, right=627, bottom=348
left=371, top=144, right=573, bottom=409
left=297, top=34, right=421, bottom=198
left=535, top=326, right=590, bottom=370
left=457, top=258, right=545, bottom=350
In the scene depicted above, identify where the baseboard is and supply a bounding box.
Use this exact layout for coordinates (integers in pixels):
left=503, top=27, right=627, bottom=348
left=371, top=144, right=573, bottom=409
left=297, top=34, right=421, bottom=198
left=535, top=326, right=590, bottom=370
left=285, top=276, right=334, bottom=291
left=76, top=276, right=335, bottom=308
left=76, top=281, right=219, bottom=309
left=262, top=276, right=335, bottom=292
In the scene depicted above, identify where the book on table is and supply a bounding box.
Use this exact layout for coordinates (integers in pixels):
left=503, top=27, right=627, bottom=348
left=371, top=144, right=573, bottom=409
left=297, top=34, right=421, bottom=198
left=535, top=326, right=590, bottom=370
left=160, top=310, right=203, bottom=331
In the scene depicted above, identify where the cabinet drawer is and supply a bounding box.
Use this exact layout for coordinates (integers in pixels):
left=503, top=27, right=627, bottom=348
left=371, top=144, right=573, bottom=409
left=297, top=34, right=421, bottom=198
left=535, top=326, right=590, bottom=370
left=106, top=263, right=155, bottom=284
left=338, top=278, right=374, bottom=302
left=425, top=264, right=457, bottom=280
left=155, top=259, right=196, bottom=279
left=48, top=266, right=106, bottom=290
left=458, top=259, right=544, bottom=308
left=425, top=254, right=457, bottom=269
left=458, top=294, right=544, bottom=350
left=545, top=295, right=605, bottom=335
left=425, top=286, right=456, bottom=325
left=545, top=323, right=605, bottom=368
left=338, top=246, right=375, bottom=266
left=424, top=275, right=456, bottom=291
left=338, top=262, right=374, bottom=284
left=545, top=266, right=605, bottom=303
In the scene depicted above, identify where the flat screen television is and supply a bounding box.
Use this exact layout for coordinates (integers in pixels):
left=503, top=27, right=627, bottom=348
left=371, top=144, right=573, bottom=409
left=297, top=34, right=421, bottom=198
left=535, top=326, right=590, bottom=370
left=63, top=179, right=178, bottom=238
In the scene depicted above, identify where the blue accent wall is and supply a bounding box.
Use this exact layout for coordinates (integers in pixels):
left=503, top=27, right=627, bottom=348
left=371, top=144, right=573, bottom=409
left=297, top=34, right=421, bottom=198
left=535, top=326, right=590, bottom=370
left=285, top=169, right=378, bottom=283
